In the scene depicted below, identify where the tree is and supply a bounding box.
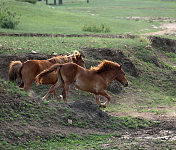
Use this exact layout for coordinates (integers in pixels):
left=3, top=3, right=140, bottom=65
left=59, top=0, right=62, bottom=5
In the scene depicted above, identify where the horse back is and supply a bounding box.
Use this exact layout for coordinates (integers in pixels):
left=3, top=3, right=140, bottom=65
left=60, top=63, right=80, bottom=81
left=22, top=60, right=52, bottom=78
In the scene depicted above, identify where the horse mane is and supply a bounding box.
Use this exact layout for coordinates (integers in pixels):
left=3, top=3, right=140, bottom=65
left=91, top=60, right=120, bottom=73
left=48, top=51, right=82, bottom=64
left=67, top=50, right=84, bottom=62
left=48, top=55, right=65, bottom=64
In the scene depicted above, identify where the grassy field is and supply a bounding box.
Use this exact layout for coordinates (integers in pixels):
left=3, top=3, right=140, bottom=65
left=1, top=0, right=176, bottom=34
left=0, top=36, right=146, bottom=54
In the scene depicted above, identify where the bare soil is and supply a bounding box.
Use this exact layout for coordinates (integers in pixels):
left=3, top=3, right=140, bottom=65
left=145, top=22, right=176, bottom=36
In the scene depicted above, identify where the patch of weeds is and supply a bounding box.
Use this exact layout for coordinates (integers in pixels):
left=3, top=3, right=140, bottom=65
left=139, top=108, right=166, bottom=115
left=82, top=23, right=111, bottom=33
left=9, top=133, right=118, bottom=150
left=154, top=139, right=165, bottom=144
left=115, top=116, right=153, bottom=129
left=73, top=121, right=87, bottom=128
left=43, top=100, right=49, bottom=105
left=61, top=109, right=88, bottom=128
left=0, top=139, right=10, bottom=150
left=165, top=52, right=176, bottom=63
left=162, top=61, right=176, bottom=70
left=1, top=79, right=28, bottom=97
left=0, top=1, right=20, bottom=29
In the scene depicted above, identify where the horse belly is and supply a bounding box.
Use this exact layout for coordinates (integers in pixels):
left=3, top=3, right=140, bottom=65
left=74, top=79, right=94, bottom=93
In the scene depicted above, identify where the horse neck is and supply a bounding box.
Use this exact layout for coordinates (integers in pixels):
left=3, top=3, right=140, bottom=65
left=100, top=70, right=117, bottom=85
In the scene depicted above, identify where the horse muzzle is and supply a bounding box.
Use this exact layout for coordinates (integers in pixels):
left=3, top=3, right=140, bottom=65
left=124, top=82, right=128, bottom=87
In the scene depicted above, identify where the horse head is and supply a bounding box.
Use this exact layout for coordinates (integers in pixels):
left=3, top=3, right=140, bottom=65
left=71, top=51, right=85, bottom=68
left=115, top=65, right=128, bottom=87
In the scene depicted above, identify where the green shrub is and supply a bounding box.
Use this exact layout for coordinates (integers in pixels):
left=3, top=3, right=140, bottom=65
left=82, top=23, right=111, bottom=33
left=0, top=2, right=20, bottom=29
left=16, top=0, right=37, bottom=4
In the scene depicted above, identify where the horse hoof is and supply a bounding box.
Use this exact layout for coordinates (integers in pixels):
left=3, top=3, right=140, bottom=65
left=42, top=97, right=46, bottom=100
left=59, top=95, right=63, bottom=100
left=99, top=104, right=106, bottom=108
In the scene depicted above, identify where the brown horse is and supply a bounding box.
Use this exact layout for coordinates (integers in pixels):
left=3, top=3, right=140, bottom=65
left=8, top=51, right=85, bottom=97
left=36, top=60, right=128, bottom=108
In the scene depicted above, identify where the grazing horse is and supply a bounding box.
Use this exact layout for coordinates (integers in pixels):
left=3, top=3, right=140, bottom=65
left=8, top=51, right=85, bottom=98
left=36, top=60, right=128, bottom=108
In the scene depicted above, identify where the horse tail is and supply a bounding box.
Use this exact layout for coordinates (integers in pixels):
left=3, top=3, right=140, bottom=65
left=8, top=61, right=23, bottom=81
left=36, top=64, right=62, bottom=85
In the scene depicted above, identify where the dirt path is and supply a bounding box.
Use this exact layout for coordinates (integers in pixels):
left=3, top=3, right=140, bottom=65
left=145, top=22, right=176, bottom=36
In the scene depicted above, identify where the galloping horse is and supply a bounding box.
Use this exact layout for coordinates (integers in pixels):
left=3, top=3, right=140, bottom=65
left=8, top=51, right=85, bottom=98
left=36, top=60, right=128, bottom=108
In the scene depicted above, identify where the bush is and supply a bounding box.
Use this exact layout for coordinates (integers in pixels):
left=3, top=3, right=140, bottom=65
left=82, top=23, right=111, bottom=33
left=16, top=0, right=37, bottom=4
left=0, top=2, right=20, bottom=29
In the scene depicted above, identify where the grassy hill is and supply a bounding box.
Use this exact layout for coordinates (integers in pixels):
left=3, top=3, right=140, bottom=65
left=0, top=35, right=176, bottom=149
left=0, top=0, right=176, bottom=149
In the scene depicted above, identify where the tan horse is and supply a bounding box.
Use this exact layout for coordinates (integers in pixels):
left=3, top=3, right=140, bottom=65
left=36, top=60, right=128, bottom=108
left=8, top=51, right=85, bottom=98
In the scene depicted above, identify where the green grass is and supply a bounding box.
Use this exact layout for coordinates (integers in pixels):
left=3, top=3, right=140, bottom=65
left=0, top=36, right=147, bottom=54
left=1, top=0, right=176, bottom=34
left=165, top=52, right=176, bottom=64
left=1, top=133, right=120, bottom=150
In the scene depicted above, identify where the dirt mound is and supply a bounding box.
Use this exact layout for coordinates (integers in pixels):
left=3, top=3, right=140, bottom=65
left=69, top=100, right=109, bottom=121
left=0, top=79, right=109, bottom=144
left=149, top=36, right=176, bottom=53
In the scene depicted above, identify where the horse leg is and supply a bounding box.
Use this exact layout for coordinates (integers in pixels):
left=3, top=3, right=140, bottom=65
left=23, top=81, right=33, bottom=91
left=52, top=90, right=56, bottom=99
left=62, top=83, right=70, bottom=103
left=22, top=75, right=35, bottom=91
left=42, top=81, right=63, bottom=100
left=99, top=90, right=111, bottom=108
left=19, top=81, right=24, bottom=88
left=42, top=84, right=56, bottom=100
left=95, top=95, right=101, bottom=106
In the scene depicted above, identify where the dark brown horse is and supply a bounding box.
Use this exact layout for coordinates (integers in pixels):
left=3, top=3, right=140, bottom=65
left=8, top=51, right=85, bottom=98
left=36, top=60, right=128, bottom=108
